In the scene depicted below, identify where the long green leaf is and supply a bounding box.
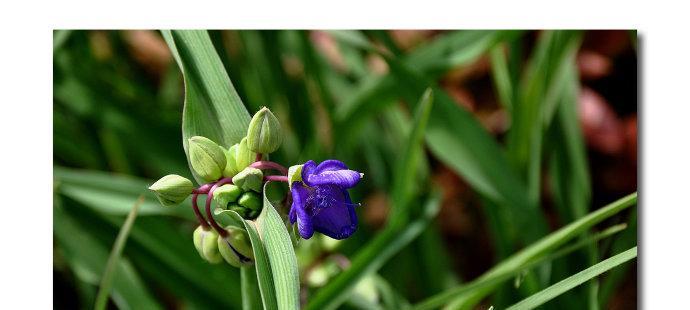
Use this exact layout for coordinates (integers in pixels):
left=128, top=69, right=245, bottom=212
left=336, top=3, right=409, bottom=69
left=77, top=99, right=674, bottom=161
left=218, top=209, right=278, bottom=310
left=241, top=265, right=263, bottom=310
left=389, top=88, right=434, bottom=226
left=382, top=223, right=627, bottom=310
left=256, top=184, right=300, bottom=310
left=506, top=247, right=637, bottom=310
left=161, top=30, right=251, bottom=184
left=94, top=196, right=143, bottom=310
left=547, top=54, right=598, bottom=309
left=413, top=192, right=637, bottom=310
left=306, top=193, right=442, bottom=310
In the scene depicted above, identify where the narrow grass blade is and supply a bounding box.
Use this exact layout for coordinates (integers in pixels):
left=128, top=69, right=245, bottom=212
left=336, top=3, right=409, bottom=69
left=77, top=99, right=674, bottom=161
left=255, top=184, right=300, bottom=310
left=306, top=192, right=442, bottom=310
left=413, top=193, right=637, bottom=310
left=506, top=247, right=637, bottom=310
left=489, top=44, right=514, bottom=112
left=389, top=88, right=434, bottom=226
left=161, top=30, right=251, bottom=184
left=398, top=223, right=627, bottom=310
left=94, top=196, right=144, bottom=310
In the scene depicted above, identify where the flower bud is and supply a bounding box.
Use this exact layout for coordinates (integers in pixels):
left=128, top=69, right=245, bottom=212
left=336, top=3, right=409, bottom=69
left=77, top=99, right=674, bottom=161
left=189, top=136, right=227, bottom=182
left=222, top=144, right=240, bottom=178
left=238, top=191, right=262, bottom=214
left=232, top=167, right=264, bottom=193
left=287, top=164, right=303, bottom=188
left=227, top=203, right=251, bottom=218
left=218, top=225, right=254, bottom=267
left=148, top=174, right=193, bottom=207
left=193, top=226, right=223, bottom=263
left=234, top=137, right=256, bottom=171
left=246, top=107, right=283, bottom=154
left=213, top=184, right=243, bottom=207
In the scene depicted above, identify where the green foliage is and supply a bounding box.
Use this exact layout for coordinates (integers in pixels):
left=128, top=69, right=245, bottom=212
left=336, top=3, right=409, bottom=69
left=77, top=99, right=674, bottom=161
left=506, top=247, right=637, bottom=310
left=53, top=30, right=636, bottom=309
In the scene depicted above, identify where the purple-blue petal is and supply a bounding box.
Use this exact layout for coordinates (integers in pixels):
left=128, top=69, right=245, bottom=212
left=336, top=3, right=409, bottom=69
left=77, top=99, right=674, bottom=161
left=313, top=159, right=348, bottom=174
left=310, top=186, right=357, bottom=239
left=290, top=182, right=314, bottom=239
left=305, top=170, right=362, bottom=188
left=301, top=160, right=317, bottom=181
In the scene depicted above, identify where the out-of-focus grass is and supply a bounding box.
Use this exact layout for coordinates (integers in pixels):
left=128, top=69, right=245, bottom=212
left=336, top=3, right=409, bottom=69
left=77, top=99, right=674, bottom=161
left=53, top=30, right=637, bottom=309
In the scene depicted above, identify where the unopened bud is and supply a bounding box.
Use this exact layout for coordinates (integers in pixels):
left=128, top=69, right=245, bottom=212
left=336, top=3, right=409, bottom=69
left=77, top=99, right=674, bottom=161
left=246, top=107, right=283, bottom=154
left=238, top=191, right=262, bottom=214
left=232, top=167, right=263, bottom=193
left=188, top=136, right=227, bottom=182
left=222, top=144, right=240, bottom=177
left=234, top=137, right=256, bottom=171
left=213, top=184, right=243, bottom=207
left=148, top=174, right=193, bottom=207
left=218, top=225, right=254, bottom=267
left=193, top=226, right=222, bottom=263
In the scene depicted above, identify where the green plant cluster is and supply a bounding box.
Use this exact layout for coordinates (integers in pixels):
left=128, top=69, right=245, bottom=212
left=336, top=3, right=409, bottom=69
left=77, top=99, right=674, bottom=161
left=53, top=30, right=637, bottom=310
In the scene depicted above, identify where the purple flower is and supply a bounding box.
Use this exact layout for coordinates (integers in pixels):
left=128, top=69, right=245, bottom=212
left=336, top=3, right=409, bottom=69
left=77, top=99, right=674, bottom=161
left=289, top=160, right=363, bottom=240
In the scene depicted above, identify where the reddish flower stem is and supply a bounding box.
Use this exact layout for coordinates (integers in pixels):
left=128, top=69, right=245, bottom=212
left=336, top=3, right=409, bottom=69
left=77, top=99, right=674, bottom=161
left=250, top=160, right=288, bottom=175
left=191, top=193, right=210, bottom=229
left=205, top=177, right=233, bottom=237
left=265, top=175, right=289, bottom=183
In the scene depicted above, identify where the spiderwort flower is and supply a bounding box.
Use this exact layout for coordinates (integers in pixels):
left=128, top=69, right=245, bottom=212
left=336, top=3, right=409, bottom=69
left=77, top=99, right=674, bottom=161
left=289, top=160, right=363, bottom=240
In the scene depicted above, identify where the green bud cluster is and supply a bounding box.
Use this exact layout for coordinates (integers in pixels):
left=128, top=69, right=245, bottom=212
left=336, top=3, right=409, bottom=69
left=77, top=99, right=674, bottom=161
left=193, top=225, right=254, bottom=267
left=151, top=107, right=286, bottom=269
left=186, top=107, right=283, bottom=183
left=213, top=183, right=262, bottom=219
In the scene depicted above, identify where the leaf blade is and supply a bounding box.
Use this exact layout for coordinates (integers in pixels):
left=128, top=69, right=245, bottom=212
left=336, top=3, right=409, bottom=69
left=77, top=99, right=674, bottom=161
left=256, top=184, right=300, bottom=310
left=162, top=30, right=251, bottom=184
left=506, top=247, right=637, bottom=310
left=218, top=209, right=278, bottom=310
left=413, top=193, right=637, bottom=310
left=94, top=196, right=144, bottom=310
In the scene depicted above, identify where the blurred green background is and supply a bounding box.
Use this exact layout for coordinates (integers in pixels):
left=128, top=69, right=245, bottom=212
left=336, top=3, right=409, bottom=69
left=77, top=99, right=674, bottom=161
left=53, top=30, right=637, bottom=309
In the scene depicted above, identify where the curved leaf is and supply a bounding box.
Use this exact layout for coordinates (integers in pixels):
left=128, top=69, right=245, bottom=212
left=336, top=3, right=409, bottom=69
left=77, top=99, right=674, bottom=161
left=161, top=30, right=251, bottom=184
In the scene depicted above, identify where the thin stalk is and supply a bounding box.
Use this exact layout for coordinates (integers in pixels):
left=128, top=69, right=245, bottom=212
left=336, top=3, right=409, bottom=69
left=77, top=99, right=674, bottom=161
left=94, top=196, right=143, bottom=310
left=191, top=193, right=210, bottom=229
left=205, top=177, right=233, bottom=237
left=265, top=175, right=289, bottom=183
left=250, top=160, right=288, bottom=175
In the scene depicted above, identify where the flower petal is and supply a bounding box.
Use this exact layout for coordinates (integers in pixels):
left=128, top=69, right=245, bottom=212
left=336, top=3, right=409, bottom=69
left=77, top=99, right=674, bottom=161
left=305, top=170, right=362, bottom=188
left=301, top=160, right=317, bottom=180
left=290, top=182, right=314, bottom=239
left=311, top=186, right=357, bottom=239
left=313, top=160, right=348, bottom=174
